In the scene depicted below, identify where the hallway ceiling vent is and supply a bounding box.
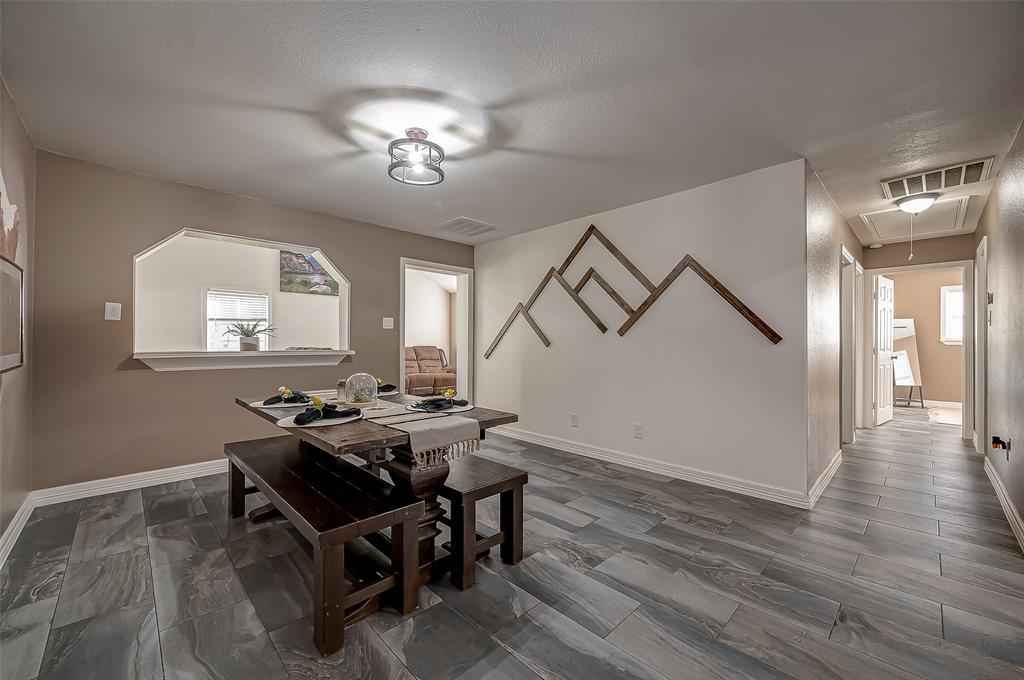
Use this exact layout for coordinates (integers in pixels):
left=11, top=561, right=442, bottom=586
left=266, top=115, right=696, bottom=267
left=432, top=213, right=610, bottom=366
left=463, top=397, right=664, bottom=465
left=880, top=157, right=994, bottom=199
left=437, top=217, right=499, bottom=238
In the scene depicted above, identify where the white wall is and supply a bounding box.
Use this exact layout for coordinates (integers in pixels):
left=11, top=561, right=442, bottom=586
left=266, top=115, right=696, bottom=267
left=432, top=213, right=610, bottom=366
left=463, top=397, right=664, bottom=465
left=476, top=160, right=811, bottom=497
left=404, top=268, right=451, bottom=357
left=136, top=235, right=340, bottom=351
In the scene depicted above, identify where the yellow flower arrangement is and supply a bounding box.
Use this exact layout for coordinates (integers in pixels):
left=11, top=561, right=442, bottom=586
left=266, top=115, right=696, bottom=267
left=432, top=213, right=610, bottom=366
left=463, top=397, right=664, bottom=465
left=311, top=396, right=324, bottom=410
left=278, top=386, right=294, bottom=399
left=442, top=388, right=456, bottom=399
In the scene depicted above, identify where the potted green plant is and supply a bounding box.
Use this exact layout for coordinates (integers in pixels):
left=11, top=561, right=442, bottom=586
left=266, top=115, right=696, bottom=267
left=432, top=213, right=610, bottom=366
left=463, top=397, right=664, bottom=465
left=222, top=320, right=275, bottom=352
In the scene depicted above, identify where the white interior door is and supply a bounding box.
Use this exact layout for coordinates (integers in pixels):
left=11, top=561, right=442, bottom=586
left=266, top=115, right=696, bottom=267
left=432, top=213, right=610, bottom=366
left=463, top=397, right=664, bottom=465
left=975, top=238, right=988, bottom=451
left=875, top=275, right=895, bottom=425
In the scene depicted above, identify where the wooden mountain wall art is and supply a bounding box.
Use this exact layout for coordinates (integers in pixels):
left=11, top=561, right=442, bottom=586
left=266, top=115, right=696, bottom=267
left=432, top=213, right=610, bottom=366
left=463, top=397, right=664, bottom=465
left=484, top=224, right=783, bottom=359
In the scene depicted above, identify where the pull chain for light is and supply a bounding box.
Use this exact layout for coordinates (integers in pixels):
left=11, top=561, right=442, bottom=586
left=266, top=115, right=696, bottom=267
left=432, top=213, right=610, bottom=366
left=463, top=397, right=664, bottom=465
left=908, top=212, right=915, bottom=262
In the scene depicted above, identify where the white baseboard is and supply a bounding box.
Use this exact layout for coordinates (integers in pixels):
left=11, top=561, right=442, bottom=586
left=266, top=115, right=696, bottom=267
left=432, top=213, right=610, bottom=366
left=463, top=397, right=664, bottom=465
left=0, top=496, right=37, bottom=567
left=0, top=458, right=227, bottom=567
left=924, top=400, right=962, bottom=408
left=489, top=425, right=819, bottom=509
left=984, top=457, right=1024, bottom=554
left=808, top=450, right=843, bottom=508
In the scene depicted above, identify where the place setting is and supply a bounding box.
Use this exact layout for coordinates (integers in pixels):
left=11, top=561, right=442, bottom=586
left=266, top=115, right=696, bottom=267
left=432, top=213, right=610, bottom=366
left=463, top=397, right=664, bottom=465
left=275, top=396, right=363, bottom=428
left=406, top=387, right=474, bottom=413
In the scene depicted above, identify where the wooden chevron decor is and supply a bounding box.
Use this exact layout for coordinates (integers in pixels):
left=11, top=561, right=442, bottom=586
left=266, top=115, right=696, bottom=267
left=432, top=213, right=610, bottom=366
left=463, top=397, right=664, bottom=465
left=484, top=224, right=783, bottom=358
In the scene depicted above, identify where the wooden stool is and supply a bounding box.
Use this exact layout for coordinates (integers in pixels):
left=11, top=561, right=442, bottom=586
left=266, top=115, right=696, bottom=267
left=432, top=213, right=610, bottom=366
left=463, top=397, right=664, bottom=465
left=439, top=455, right=528, bottom=590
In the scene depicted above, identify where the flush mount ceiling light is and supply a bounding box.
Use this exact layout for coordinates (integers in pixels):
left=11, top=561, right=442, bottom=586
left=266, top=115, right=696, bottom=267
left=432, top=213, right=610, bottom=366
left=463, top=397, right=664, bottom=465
left=388, top=127, right=444, bottom=186
left=893, top=192, right=940, bottom=262
left=894, top=192, right=939, bottom=214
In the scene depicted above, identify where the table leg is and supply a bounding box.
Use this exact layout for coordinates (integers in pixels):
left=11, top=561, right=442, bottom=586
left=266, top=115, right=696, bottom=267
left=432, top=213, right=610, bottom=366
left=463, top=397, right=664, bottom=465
left=391, top=520, right=420, bottom=614
left=450, top=502, right=477, bottom=590
left=500, top=486, right=524, bottom=564
left=386, top=448, right=450, bottom=575
left=313, top=543, right=346, bottom=656
left=228, top=461, right=246, bottom=518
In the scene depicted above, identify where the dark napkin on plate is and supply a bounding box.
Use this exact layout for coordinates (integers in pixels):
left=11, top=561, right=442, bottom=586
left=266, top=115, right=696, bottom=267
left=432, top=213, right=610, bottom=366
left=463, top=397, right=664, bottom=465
left=414, top=397, right=469, bottom=412
left=294, top=404, right=361, bottom=426
left=263, top=390, right=310, bottom=406
left=377, top=383, right=397, bottom=393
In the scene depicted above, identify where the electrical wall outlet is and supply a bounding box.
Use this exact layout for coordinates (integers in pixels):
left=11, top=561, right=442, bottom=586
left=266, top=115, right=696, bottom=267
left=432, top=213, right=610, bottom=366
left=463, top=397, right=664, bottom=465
left=382, top=317, right=394, bottom=329
left=570, top=413, right=580, bottom=428
left=633, top=422, right=644, bottom=439
left=104, top=302, right=122, bottom=321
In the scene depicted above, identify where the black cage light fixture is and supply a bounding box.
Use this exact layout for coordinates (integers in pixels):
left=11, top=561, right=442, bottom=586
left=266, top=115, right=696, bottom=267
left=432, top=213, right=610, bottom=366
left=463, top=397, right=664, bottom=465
left=388, top=127, right=444, bottom=186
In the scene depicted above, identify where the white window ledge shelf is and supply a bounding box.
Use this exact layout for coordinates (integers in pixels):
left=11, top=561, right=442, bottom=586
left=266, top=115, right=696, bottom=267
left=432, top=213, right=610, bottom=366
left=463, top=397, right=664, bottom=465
left=133, top=350, right=354, bottom=372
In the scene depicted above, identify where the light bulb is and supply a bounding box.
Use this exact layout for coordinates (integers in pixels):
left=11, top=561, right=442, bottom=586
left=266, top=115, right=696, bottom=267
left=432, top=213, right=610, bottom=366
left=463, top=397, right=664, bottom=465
left=411, top=164, right=424, bottom=174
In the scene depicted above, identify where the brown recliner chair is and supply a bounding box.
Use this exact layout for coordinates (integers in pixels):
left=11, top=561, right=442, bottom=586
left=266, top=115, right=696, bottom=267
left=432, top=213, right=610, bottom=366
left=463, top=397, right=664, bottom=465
left=404, top=346, right=457, bottom=396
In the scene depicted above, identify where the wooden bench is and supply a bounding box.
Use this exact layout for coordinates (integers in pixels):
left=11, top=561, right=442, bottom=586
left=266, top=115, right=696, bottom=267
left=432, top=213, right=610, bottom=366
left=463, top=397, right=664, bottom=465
left=225, top=436, right=424, bottom=656
left=439, top=454, right=528, bottom=590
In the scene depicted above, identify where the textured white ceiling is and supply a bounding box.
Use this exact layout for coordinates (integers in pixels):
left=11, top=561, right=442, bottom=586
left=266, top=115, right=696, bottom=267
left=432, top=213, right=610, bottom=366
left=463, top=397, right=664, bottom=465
left=4, top=1, right=1023, bottom=244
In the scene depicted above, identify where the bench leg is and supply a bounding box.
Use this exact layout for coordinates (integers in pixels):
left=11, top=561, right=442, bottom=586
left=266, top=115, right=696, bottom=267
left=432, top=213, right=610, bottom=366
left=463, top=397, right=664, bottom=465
left=228, top=461, right=246, bottom=518
left=392, top=520, right=420, bottom=614
left=500, top=486, right=524, bottom=564
left=313, top=543, right=346, bottom=656
left=450, top=502, right=477, bottom=591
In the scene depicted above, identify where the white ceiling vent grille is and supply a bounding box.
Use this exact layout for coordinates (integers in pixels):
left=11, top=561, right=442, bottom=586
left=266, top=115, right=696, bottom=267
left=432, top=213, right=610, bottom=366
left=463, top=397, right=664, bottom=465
left=437, top=217, right=499, bottom=238
left=881, top=158, right=994, bottom=199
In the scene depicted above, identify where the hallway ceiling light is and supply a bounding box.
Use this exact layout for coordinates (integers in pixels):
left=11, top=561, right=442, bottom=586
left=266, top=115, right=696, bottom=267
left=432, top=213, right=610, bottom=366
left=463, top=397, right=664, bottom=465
left=893, top=192, right=940, bottom=262
left=388, top=127, right=444, bottom=186
left=894, top=192, right=939, bottom=214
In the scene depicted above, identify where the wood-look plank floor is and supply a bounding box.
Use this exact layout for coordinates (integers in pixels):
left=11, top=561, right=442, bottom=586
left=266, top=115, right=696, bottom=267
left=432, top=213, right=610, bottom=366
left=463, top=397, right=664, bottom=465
left=2, top=407, right=1021, bottom=680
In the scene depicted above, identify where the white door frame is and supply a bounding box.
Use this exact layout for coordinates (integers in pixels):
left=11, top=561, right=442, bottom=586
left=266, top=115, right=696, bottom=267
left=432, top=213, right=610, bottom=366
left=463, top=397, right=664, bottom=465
left=975, top=237, right=988, bottom=452
left=861, top=259, right=974, bottom=440
left=399, top=258, right=474, bottom=401
left=840, top=245, right=860, bottom=443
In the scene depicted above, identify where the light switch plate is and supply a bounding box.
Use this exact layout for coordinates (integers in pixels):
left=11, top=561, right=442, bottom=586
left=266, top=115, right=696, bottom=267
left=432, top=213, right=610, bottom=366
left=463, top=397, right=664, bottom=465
left=382, top=317, right=394, bottom=329
left=104, top=302, right=122, bottom=321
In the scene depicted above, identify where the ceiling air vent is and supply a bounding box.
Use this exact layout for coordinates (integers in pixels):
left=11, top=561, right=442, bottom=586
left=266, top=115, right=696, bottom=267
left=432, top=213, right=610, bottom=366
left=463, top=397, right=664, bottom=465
left=437, top=217, right=499, bottom=238
left=881, top=158, right=994, bottom=199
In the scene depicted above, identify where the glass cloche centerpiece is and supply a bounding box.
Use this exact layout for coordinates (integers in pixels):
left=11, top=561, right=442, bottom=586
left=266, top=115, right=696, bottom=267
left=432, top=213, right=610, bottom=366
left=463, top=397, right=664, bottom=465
left=343, top=372, right=378, bottom=408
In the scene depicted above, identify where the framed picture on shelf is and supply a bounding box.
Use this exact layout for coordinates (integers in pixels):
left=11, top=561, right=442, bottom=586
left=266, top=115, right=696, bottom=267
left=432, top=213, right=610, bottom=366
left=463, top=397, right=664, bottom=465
left=1, top=255, right=24, bottom=373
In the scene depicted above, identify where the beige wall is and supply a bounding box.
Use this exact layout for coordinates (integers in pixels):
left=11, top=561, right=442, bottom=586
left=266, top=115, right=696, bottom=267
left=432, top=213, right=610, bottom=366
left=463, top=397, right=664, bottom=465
left=0, top=80, right=35, bottom=531
left=975, top=123, right=1024, bottom=522
left=805, top=164, right=846, bottom=488
left=890, top=270, right=963, bottom=403
left=31, top=152, right=472, bottom=488
left=863, top=233, right=976, bottom=269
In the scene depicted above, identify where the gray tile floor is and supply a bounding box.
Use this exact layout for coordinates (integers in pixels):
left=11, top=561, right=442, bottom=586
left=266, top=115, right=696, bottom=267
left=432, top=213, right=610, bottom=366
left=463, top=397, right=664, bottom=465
left=2, top=407, right=1023, bottom=679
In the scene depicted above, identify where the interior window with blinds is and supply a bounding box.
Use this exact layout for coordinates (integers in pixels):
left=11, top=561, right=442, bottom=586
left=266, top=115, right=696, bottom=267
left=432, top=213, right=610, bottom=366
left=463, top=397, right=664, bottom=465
left=206, top=289, right=270, bottom=350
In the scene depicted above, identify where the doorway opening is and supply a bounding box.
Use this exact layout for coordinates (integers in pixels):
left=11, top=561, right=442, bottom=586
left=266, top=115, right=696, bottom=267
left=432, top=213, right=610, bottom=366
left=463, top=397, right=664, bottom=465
left=399, top=258, right=474, bottom=401
left=862, top=260, right=974, bottom=441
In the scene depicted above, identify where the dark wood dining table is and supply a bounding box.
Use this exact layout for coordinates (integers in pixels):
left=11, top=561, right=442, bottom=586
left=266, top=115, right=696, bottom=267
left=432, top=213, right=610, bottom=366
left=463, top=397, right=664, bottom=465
left=234, top=392, right=518, bottom=581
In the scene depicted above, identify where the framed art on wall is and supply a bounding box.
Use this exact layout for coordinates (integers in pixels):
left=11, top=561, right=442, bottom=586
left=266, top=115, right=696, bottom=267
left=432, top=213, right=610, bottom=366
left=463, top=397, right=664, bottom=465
left=1, top=255, right=24, bottom=373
